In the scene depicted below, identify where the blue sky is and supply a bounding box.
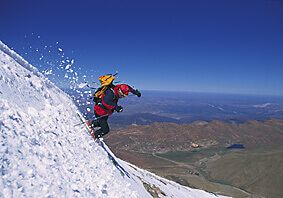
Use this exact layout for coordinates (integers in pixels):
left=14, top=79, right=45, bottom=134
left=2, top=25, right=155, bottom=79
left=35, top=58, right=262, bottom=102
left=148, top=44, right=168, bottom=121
left=1, top=0, right=283, bottom=95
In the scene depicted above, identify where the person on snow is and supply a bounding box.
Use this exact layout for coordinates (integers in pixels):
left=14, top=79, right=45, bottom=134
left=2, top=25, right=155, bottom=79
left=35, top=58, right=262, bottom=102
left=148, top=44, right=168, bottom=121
left=87, top=75, right=141, bottom=139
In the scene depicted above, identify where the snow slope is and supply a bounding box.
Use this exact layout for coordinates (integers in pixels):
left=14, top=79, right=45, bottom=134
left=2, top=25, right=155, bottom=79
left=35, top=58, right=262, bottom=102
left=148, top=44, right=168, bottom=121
left=0, top=40, right=229, bottom=198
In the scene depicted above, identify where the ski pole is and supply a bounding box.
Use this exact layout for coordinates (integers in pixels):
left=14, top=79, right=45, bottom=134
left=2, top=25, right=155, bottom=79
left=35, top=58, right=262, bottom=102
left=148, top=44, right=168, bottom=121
left=94, top=113, right=112, bottom=120
left=74, top=113, right=112, bottom=127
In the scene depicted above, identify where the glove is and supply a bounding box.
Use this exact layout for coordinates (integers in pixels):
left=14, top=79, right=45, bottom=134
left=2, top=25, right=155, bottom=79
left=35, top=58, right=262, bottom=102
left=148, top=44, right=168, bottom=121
left=132, top=89, right=141, bottom=97
left=115, top=106, right=123, bottom=113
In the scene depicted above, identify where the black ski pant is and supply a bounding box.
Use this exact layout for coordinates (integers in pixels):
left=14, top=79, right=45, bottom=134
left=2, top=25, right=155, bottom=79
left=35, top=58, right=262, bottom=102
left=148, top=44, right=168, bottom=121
left=91, top=113, right=110, bottom=138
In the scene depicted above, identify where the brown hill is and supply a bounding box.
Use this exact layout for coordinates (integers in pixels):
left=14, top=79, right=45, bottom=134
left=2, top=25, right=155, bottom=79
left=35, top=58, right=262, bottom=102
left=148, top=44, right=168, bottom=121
left=106, top=118, right=283, bottom=153
left=104, top=118, right=283, bottom=198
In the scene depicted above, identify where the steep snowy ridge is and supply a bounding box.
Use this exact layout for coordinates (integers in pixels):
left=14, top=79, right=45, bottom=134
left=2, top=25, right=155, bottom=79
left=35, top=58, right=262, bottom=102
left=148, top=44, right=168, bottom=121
left=0, top=40, right=229, bottom=198
left=0, top=41, right=42, bottom=78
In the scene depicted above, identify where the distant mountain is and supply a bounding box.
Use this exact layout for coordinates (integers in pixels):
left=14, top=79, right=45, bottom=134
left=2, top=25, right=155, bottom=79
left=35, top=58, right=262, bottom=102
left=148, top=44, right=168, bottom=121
left=105, top=118, right=283, bottom=153
left=108, top=113, right=182, bottom=129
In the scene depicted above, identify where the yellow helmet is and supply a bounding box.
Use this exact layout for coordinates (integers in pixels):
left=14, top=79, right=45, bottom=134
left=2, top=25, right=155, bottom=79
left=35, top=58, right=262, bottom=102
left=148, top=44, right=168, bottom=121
left=99, top=75, right=115, bottom=86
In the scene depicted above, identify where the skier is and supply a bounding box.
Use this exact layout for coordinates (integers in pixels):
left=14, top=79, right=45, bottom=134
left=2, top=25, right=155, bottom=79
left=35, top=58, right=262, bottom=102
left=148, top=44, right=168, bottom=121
left=87, top=75, right=141, bottom=139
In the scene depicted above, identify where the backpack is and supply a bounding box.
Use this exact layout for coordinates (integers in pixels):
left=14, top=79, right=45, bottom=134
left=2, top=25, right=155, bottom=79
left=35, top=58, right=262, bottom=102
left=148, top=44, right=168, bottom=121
left=92, top=75, right=116, bottom=104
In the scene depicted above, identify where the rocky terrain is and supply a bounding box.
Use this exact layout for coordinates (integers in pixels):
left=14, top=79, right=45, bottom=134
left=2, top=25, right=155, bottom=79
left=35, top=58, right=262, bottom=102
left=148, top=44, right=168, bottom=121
left=106, top=118, right=283, bottom=153
left=104, top=118, right=283, bottom=198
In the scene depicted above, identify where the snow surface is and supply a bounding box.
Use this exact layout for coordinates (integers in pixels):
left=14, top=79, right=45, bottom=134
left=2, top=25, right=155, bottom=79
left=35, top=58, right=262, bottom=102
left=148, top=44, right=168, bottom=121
left=0, top=40, right=230, bottom=198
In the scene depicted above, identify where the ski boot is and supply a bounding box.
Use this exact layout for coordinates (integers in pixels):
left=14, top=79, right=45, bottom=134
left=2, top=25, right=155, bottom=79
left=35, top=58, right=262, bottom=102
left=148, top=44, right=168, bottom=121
left=87, top=120, right=99, bottom=130
left=87, top=120, right=98, bottom=140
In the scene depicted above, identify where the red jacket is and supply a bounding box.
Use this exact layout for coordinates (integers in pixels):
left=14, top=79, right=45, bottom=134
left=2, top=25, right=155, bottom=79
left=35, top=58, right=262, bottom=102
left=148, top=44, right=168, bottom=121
left=94, top=85, right=134, bottom=116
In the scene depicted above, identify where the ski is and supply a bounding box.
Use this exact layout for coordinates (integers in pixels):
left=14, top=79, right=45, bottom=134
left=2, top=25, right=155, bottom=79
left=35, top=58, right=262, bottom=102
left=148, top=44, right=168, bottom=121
left=76, top=112, right=130, bottom=178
